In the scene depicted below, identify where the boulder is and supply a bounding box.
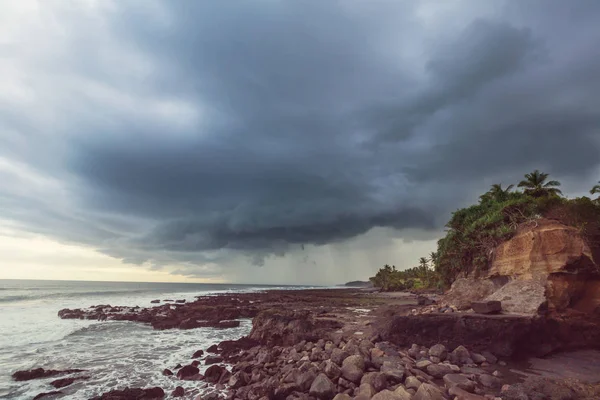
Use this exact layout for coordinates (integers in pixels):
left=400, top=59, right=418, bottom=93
left=331, top=348, right=351, bottom=366
left=426, top=364, right=453, bottom=379
left=361, top=372, right=388, bottom=393
left=205, top=356, right=224, bottom=365
left=204, top=364, right=228, bottom=384
left=49, top=376, right=89, bottom=388
left=332, top=394, right=352, bottom=400
left=484, top=278, right=546, bottom=315
left=172, top=386, right=185, bottom=397
left=380, top=363, right=404, bottom=383
left=478, top=373, right=502, bottom=388
left=448, top=386, right=486, bottom=400
left=443, top=374, right=476, bottom=392
left=192, top=349, right=204, bottom=358
left=176, top=365, right=199, bottom=380
left=471, top=301, right=502, bottom=314
left=12, top=368, right=85, bottom=382
left=358, top=383, right=375, bottom=398
left=413, top=383, right=444, bottom=400
left=449, top=346, right=472, bottom=365
left=296, top=370, right=317, bottom=392
left=443, top=278, right=500, bottom=310
left=324, top=360, right=341, bottom=380
left=405, top=376, right=421, bottom=390
left=228, top=371, right=249, bottom=389
left=428, top=344, right=447, bottom=361
left=415, top=360, right=432, bottom=370
left=394, top=386, right=413, bottom=400
left=341, top=355, right=365, bottom=383
left=162, top=369, right=173, bottom=376
left=308, top=373, right=336, bottom=400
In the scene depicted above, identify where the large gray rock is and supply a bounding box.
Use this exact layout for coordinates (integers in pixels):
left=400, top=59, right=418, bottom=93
left=443, top=373, right=476, bottom=392
left=443, top=278, right=500, bottom=310
left=380, top=362, right=404, bottom=383
left=413, top=383, right=444, bottom=400
left=309, top=373, right=336, bottom=400
left=415, top=360, right=432, bottom=370
left=332, top=394, right=352, bottom=400
left=296, top=369, right=317, bottom=392
left=341, top=355, right=365, bottom=383
left=428, top=344, right=447, bottom=361
left=426, top=363, right=454, bottom=379
left=478, top=373, right=502, bottom=388
left=485, top=279, right=546, bottom=315
left=358, top=382, right=375, bottom=398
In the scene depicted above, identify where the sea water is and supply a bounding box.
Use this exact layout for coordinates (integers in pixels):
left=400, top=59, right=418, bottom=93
left=0, top=280, right=316, bottom=399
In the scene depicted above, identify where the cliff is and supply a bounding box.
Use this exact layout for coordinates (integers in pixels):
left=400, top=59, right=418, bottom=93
left=445, top=218, right=600, bottom=315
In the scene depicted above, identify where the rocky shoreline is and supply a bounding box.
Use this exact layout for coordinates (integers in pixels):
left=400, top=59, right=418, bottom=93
left=13, top=288, right=600, bottom=399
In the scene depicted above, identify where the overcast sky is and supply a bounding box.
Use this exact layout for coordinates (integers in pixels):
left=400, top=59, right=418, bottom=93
left=1, top=0, right=599, bottom=284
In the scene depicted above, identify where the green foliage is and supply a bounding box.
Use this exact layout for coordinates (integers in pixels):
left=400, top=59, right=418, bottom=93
left=369, top=261, right=440, bottom=291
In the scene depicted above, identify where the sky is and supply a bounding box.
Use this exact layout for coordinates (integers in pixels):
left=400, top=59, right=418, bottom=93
left=1, top=0, right=599, bottom=285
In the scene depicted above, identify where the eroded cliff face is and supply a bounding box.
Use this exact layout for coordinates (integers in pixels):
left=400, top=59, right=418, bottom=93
left=446, top=219, right=600, bottom=315
left=488, top=219, right=597, bottom=279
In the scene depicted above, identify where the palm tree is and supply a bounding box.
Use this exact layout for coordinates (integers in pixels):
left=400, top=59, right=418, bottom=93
left=428, top=251, right=438, bottom=268
left=480, top=183, right=514, bottom=202
left=591, top=181, right=600, bottom=196
left=517, top=170, right=562, bottom=197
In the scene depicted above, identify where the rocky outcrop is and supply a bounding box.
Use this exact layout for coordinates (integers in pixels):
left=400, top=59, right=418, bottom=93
left=489, top=219, right=597, bottom=279
left=443, top=278, right=500, bottom=311
left=12, top=368, right=85, bottom=382
left=248, top=309, right=342, bottom=346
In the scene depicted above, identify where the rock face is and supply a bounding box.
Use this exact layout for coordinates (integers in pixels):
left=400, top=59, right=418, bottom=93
left=489, top=220, right=596, bottom=279
left=90, top=387, right=165, bottom=399
left=471, top=301, right=502, bottom=314
left=444, top=278, right=500, bottom=311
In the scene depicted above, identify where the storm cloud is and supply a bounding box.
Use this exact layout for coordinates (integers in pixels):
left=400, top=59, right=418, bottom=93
left=1, top=0, right=599, bottom=281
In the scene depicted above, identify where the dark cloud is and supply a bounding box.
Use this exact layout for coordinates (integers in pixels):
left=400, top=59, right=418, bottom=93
left=1, top=0, right=599, bottom=278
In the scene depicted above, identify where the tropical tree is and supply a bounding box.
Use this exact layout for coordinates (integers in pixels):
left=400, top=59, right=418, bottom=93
left=591, top=181, right=600, bottom=196
left=479, top=183, right=514, bottom=203
left=517, top=170, right=562, bottom=197
left=428, top=251, right=438, bottom=269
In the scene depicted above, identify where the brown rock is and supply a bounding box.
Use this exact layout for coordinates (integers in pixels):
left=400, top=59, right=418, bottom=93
left=443, top=374, right=476, bottom=392
left=393, top=386, right=412, bottom=400
left=90, top=387, right=165, bottom=399
left=404, top=376, right=421, bottom=390
left=205, top=356, right=224, bottom=365
left=49, top=376, right=89, bottom=388
left=192, top=349, right=204, bottom=358
left=162, top=369, right=173, bottom=376
left=361, top=372, right=388, bottom=393
left=332, top=394, right=352, bottom=400
left=426, top=364, right=453, bottom=379
left=205, top=364, right=228, bottom=384
left=358, top=382, right=375, bottom=398
left=12, top=368, right=85, bottom=382
left=172, top=386, right=185, bottom=397
left=428, top=344, right=447, bottom=361
left=176, top=365, right=199, bottom=380
left=448, top=386, right=486, bottom=400
left=324, top=360, right=342, bottom=380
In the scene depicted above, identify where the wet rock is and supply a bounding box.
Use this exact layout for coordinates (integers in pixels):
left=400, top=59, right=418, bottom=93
left=49, top=376, right=89, bottom=388
left=207, top=344, right=219, bottom=353
left=12, top=368, right=85, bottom=381
left=341, top=354, right=365, bottom=383
left=192, top=349, right=205, bottom=358
left=470, top=353, right=486, bottom=364
left=417, top=296, right=435, bottom=306
left=162, top=369, right=173, bottom=376
left=415, top=360, right=432, bottom=370
left=471, top=301, right=501, bottom=315
left=151, top=300, right=160, bottom=304
left=90, top=387, right=165, bottom=399
left=413, top=383, right=444, bottom=400
left=205, top=356, right=224, bottom=365
left=309, top=373, right=336, bottom=400
left=228, top=371, right=250, bottom=389
left=33, top=391, right=63, bottom=400
left=205, top=364, right=228, bottom=384
left=191, top=361, right=200, bottom=367
left=176, top=365, right=199, bottom=380
left=443, top=374, right=476, bottom=392
left=172, top=386, right=185, bottom=397
left=428, top=344, right=447, bottom=361
left=175, top=300, right=186, bottom=303
left=426, top=364, right=453, bottom=379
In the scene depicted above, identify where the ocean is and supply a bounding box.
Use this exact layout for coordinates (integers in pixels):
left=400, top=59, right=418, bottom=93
left=0, top=279, right=318, bottom=399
